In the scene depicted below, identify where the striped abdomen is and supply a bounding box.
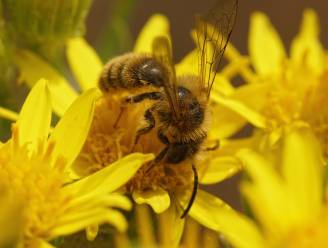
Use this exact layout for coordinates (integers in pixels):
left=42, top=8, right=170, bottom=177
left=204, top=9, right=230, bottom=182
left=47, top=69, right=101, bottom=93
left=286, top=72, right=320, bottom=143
left=99, top=53, right=167, bottom=93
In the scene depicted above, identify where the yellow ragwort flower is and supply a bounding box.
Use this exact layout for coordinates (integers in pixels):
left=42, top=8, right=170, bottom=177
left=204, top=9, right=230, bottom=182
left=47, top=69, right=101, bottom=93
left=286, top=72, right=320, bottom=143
left=11, top=14, right=264, bottom=244
left=109, top=204, right=234, bottom=248
left=0, top=79, right=153, bottom=247
left=222, top=9, right=328, bottom=158
left=211, top=123, right=327, bottom=248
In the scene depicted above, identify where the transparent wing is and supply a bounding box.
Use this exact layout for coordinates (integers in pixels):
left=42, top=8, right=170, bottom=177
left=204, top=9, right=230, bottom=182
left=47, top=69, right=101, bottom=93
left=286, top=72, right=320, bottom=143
left=196, top=0, right=238, bottom=99
left=152, top=36, right=179, bottom=117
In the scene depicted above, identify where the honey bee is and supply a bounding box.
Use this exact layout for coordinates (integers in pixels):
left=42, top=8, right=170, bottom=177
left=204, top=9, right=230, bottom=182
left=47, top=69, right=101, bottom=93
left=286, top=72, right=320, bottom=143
left=99, top=0, right=238, bottom=218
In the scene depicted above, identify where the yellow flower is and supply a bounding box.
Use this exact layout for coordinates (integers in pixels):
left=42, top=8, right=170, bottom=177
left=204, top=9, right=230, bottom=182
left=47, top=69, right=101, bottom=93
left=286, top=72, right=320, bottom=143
left=0, top=79, right=153, bottom=247
left=212, top=123, right=327, bottom=248
left=109, top=204, right=238, bottom=248
left=11, top=14, right=263, bottom=244
left=0, top=181, right=24, bottom=248
left=223, top=9, right=328, bottom=158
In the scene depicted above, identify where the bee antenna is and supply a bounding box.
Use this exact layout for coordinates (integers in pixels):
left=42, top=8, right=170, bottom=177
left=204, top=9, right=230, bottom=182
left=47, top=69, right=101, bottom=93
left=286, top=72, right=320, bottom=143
left=180, top=163, right=198, bottom=218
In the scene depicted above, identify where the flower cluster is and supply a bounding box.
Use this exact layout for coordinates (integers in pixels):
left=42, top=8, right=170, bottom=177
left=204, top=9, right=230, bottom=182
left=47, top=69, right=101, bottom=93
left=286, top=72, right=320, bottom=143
left=0, top=79, right=153, bottom=247
left=0, top=3, right=327, bottom=248
left=199, top=8, right=328, bottom=248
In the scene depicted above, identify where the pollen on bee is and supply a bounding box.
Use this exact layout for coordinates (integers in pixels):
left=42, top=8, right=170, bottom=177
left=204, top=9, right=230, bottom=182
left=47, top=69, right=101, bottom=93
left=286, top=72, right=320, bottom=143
left=74, top=94, right=195, bottom=193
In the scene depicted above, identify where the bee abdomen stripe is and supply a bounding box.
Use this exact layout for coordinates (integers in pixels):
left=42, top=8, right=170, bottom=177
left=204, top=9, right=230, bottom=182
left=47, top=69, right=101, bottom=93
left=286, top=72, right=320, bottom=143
left=99, top=53, right=164, bottom=92
left=117, top=62, right=128, bottom=88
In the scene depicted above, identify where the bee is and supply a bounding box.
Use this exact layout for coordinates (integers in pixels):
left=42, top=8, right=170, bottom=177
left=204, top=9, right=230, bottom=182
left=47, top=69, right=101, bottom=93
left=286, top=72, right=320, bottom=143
left=99, top=0, right=238, bottom=218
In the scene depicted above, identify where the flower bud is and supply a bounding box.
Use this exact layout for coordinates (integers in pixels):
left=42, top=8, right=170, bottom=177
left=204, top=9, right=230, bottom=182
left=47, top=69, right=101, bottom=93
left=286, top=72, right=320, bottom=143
left=2, top=0, right=92, bottom=54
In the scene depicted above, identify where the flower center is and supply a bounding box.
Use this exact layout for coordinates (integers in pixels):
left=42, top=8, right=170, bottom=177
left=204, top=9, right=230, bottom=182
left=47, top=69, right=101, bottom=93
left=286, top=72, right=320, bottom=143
left=261, top=64, right=328, bottom=158
left=76, top=95, right=193, bottom=194
left=302, top=71, right=328, bottom=158
left=0, top=127, right=72, bottom=244
left=285, top=209, right=328, bottom=248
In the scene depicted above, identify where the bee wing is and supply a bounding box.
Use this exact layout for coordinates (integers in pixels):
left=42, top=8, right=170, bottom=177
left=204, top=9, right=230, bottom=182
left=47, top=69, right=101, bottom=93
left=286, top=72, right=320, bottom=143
left=152, top=36, right=180, bottom=117
left=196, top=0, right=238, bottom=99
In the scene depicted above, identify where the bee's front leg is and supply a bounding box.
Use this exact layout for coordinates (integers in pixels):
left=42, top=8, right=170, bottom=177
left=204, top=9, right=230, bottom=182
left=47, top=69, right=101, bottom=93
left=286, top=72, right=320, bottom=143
left=202, top=140, right=220, bottom=151
left=146, top=145, right=169, bottom=173
left=115, top=92, right=160, bottom=128
left=113, top=106, right=125, bottom=128
left=131, top=109, right=155, bottom=152
left=125, top=91, right=161, bottom=103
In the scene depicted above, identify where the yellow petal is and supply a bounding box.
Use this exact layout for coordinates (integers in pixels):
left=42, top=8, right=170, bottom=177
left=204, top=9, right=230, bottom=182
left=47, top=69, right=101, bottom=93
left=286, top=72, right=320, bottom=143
left=14, top=50, right=78, bottom=116
left=199, top=156, right=241, bottom=184
left=188, top=190, right=230, bottom=231
left=64, top=153, right=154, bottom=196
left=220, top=54, right=253, bottom=83
left=208, top=103, right=247, bottom=139
left=241, top=181, right=284, bottom=238
left=32, top=239, right=55, bottom=248
left=158, top=202, right=185, bottom=248
left=60, top=193, right=131, bottom=241
left=249, top=12, right=286, bottom=75
left=210, top=81, right=274, bottom=139
left=231, top=81, right=273, bottom=112
left=177, top=30, right=233, bottom=95
left=50, top=88, right=101, bottom=170
left=189, top=190, right=264, bottom=248
left=211, top=75, right=236, bottom=96
left=211, top=92, right=266, bottom=129
left=135, top=205, right=157, bottom=247
left=52, top=208, right=128, bottom=237
left=212, top=137, right=256, bottom=157
left=0, top=107, right=18, bottom=121
left=189, top=190, right=230, bottom=230
left=17, top=79, right=51, bottom=148
left=175, top=49, right=198, bottom=76
left=66, top=38, right=103, bottom=91
left=237, top=149, right=290, bottom=233
left=67, top=193, right=132, bottom=213
left=224, top=43, right=257, bottom=84
left=100, top=194, right=132, bottom=211
left=134, top=14, right=170, bottom=53
left=86, top=225, right=99, bottom=241
left=281, top=125, right=323, bottom=223
left=0, top=189, right=24, bottom=248
left=133, top=188, right=170, bottom=213
left=291, top=9, right=324, bottom=74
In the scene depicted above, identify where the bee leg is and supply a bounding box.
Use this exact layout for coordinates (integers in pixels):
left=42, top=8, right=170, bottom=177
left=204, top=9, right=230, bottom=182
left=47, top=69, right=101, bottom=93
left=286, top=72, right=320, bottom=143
left=146, top=146, right=169, bottom=172
left=157, top=129, right=169, bottom=145
left=130, top=109, right=155, bottom=152
left=180, top=163, right=198, bottom=218
left=203, top=140, right=220, bottom=151
left=155, top=145, right=169, bottom=163
left=115, top=91, right=159, bottom=128
left=113, top=106, right=125, bottom=128
left=145, top=129, right=170, bottom=172
left=125, top=91, right=161, bottom=103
